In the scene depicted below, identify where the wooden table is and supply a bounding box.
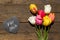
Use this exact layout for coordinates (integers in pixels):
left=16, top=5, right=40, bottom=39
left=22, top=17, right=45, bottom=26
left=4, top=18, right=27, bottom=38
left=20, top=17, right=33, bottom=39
left=0, top=0, right=60, bottom=40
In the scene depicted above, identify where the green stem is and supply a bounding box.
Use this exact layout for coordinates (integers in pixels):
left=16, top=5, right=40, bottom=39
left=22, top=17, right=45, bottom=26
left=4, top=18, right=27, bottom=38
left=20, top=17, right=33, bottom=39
left=35, top=25, right=42, bottom=40
left=44, top=27, right=48, bottom=40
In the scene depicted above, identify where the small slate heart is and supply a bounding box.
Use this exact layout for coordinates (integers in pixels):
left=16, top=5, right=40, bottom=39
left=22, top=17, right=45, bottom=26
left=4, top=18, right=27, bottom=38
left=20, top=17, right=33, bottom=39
left=3, top=16, right=19, bottom=33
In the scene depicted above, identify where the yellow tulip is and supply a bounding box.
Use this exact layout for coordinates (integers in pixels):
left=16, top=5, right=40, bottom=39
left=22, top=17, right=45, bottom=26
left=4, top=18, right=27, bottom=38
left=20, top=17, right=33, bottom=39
left=43, top=16, right=52, bottom=26
left=29, top=4, right=38, bottom=14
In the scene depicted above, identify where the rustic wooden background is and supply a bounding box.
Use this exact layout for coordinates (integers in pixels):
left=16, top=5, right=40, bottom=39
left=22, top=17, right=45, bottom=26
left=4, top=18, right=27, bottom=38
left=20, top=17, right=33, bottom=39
left=0, top=0, right=60, bottom=40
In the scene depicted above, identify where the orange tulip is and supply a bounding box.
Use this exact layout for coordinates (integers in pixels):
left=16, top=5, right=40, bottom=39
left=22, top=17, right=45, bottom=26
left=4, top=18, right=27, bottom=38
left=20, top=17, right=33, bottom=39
left=49, top=13, right=55, bottom=21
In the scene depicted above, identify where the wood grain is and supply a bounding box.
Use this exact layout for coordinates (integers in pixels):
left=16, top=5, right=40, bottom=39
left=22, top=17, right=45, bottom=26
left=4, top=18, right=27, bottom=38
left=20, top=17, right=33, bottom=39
left=12, top=0, right=60, bottom=4
left=0, top=22, right=59, bottom=40
left=0, top=0, right=59, bottom=40
left=45, top=0, right=60, bottom=4
left=0, top=33, right=37, bottom=40
left=0, top=33, right=60, bottom=40
left=0, top=4, right=59, bottom=22
left=0, top=12, right=59, bottom=22
left=0, top=22, right=59, bottom=33
left=48, top=33, right=60, bottom=40
left=0, top=0, right=59, bottom=4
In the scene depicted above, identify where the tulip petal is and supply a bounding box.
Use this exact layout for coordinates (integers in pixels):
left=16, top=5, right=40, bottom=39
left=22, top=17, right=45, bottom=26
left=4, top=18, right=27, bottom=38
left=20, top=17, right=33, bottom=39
left=35, top=15, right=42, bottom=25
left=43, top=16, right=52, bottom=26
left=49, top=13, right=55, bottom=21
left=44, top=4, right=52, bottom=14
left=38, top=10, right=45, bottom=18
left=29, top=4, right=38, bottom=14
left=28, top=16, right=36, bottom=24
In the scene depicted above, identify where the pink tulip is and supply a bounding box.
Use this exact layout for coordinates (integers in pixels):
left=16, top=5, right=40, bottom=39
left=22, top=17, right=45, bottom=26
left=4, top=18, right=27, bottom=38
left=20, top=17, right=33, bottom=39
left=49, top=13, right=55, bottom=21
left=35, top=15, right=42, bottom=25
left=38, top=10, right=45, bottom=18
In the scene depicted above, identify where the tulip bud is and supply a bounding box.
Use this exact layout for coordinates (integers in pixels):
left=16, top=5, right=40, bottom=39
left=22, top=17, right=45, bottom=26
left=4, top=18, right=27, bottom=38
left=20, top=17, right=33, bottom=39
left=29, top=4, right=38, bottom=14
left=44, top=4, right=52, bottom=14
left=43, top=16, right=52, bottom=26
left=28, top=16, right=36, bottom=24
left=38, top=10, right=45, bottom=18
left=49, top=13, right=55, bottom=21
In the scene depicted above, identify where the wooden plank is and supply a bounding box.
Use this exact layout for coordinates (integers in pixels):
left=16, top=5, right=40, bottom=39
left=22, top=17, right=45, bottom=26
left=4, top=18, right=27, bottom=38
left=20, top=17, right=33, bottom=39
left=12, top=0, right=60, bottom=4
left=0, top=33, right=37, bottom=40
left=0, top=22, right=59, bottom=40
left=48, top=33, right=60, bottom=40
left=45, top=0, right=60, bottom=4
left=0, top=0, right=11, bottom=4
left=0, top=0, right=59, bottom=4
left=0, top=22, right=59, bottom=33
left=0, top=32, right=60, bottom=40
left=0, top=33, right=60, bottom=40
left=0, top=8, right=59, bottom=23
left=3, top=4, right=60, bottom=13
left=0, top=4, right=59, bottom=22
left=0, top=23, right=35, bottom=34
left=12, top=0, right=44, bottom=4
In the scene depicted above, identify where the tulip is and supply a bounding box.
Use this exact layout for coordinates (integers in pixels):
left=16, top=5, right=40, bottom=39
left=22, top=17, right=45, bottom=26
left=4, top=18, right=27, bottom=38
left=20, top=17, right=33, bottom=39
left=43, top=16, right=52, bottom=26
left=28, top=16, right=36, bottom=24
left=38, top=10, right=45, bottom=18
left=35, top=15, right=42, bottom=25
left=49, top=13, right=55, bottom=21
left=29, top=4, right=38, bottom=14
left=44, top=4, right=52, bottom=14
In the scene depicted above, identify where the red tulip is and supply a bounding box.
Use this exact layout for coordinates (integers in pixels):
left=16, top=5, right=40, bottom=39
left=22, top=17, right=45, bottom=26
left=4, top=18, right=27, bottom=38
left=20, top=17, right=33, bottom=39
left=38, top=10, right=45, bottom=18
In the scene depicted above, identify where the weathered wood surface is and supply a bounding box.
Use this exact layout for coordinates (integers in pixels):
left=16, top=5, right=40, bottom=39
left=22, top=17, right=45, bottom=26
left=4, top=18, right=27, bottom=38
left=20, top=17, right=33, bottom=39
left=0, top=0, right=60, bottom=40
left=0, top=33, right=60, bottom=40
left=0, top=23, right=60, bottom=40
left=0, top=22, right=59, bottom=40
left=0, top=0, right=60, bottom=4
left=0, top=22, right=60, bottom=33
left=0, top=4, right=59, bottom=22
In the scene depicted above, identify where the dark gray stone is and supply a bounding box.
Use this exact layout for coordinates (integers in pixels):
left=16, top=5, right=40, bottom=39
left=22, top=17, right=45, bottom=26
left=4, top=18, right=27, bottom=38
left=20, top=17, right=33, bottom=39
left=3, top=16, right=19, bottom=33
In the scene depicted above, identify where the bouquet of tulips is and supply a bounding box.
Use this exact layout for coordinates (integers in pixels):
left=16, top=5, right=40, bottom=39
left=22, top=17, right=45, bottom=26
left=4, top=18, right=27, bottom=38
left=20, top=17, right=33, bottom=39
left=28, top=4, right=55, bottom=40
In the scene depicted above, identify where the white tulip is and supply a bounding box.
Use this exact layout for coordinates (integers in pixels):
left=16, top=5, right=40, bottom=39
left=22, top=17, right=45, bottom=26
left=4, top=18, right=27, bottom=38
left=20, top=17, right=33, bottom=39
left=28, top=16, right=36, bottom=24
left=44, top=4, right=52, bottom=14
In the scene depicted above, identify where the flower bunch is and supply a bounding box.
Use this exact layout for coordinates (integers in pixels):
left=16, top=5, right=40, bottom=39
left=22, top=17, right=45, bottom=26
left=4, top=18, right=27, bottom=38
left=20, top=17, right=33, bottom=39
left=28, top=4, right=55, bottom=40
